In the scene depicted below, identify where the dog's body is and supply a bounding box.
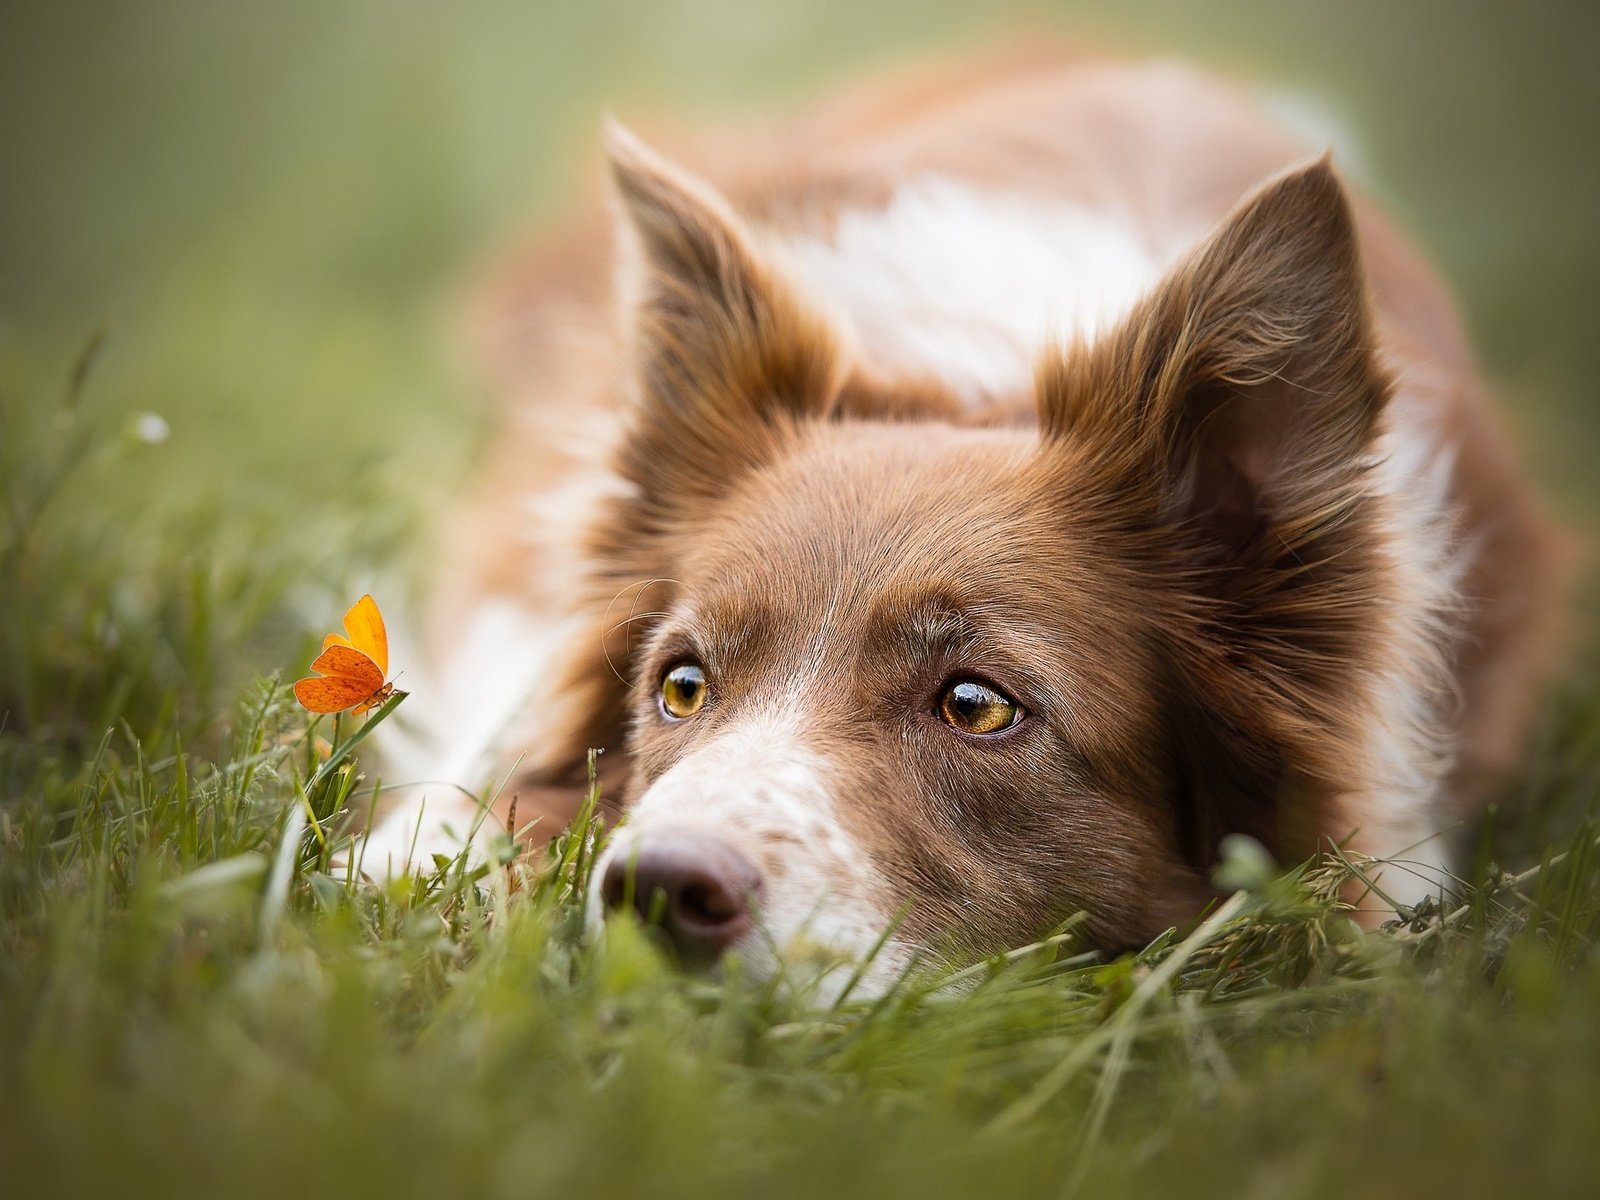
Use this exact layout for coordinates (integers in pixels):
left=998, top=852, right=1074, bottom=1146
left=368, top=51, right=1560, bottom=990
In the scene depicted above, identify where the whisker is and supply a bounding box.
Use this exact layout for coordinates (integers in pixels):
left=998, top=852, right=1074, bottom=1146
left=600, top=578, right=682, bottom=688
left=604, top=611, right=669, bottom=637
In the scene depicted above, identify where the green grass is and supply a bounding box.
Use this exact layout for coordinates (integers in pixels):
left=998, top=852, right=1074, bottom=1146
left=3, top=2, right=1600, bottom=1196
left=4, top=295, right=1600, bottom=1200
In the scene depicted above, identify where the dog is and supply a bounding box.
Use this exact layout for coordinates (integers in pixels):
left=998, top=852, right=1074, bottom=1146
left=363, top=48, right=1562, bottom=993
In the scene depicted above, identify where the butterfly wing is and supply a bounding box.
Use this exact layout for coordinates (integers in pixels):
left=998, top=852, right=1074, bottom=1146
left=294, top=676, right=376, bottom=715
left=340, top=595, right=388, bottom=676
left=293, top=644, right=387, bottom=714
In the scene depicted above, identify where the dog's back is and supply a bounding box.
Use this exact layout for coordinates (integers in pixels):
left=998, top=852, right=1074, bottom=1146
left=370, top=50, right=1562, bottom=981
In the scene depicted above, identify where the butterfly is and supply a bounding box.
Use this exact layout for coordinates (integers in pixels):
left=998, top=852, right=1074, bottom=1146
left=293, top=594, right=396, bottom=715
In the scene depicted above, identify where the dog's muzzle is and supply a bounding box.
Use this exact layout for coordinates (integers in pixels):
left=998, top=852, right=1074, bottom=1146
left=598, top=831, right=764, bottom=966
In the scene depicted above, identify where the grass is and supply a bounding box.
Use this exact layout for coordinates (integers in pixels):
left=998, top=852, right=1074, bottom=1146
left=3, top=335, right=1599, bottom=1200
left=3, top=2, right=1599, bottom=1196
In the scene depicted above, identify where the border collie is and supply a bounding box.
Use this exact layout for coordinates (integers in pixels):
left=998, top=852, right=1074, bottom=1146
left=365, top=49, right=1562, bottom=992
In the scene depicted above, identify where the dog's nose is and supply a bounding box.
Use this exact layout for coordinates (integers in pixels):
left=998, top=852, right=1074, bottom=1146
left=600, top=832, right=762, bottom=964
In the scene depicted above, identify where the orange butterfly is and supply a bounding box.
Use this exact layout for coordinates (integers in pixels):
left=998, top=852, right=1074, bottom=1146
left=293, top=594, right=396, bottom=715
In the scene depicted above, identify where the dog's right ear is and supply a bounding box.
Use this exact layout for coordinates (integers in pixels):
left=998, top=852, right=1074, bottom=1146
left=605, top=123, right=842, bottom=512
left=520, top=129, right=845, bottom=784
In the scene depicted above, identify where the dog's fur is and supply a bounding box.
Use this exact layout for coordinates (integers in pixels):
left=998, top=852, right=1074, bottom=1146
left=367, top=49, right=1562, bottom=989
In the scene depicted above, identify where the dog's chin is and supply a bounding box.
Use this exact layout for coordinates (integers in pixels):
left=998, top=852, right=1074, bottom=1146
left=603, top=923, right=923, bottom=1006
left=723, top=930, right=923, bottom=1006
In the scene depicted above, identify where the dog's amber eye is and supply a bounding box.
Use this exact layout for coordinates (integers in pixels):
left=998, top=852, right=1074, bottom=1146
left=938, top=679, right=1020, bottom=735
left=660, top=661, right=708, bottom=720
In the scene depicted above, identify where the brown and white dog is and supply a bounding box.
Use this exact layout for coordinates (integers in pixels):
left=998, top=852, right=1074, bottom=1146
left=365, top=49, right=1562, bottom=993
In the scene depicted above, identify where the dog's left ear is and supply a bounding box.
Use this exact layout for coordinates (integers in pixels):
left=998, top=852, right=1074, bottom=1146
left=1037, top=157, right=1386, bottom=556
left=1037, top=158, right=1393, bottom=867
left=605, top=123, right=842, bottom=510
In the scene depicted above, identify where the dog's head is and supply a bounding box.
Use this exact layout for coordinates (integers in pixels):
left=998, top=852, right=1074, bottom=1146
left=568, top=129, right=1391, bottom=993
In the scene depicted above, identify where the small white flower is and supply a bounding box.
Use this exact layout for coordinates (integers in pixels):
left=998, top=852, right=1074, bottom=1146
left=134, top=412, right=170, bottom=444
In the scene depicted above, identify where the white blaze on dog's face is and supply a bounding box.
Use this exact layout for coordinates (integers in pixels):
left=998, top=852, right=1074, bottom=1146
left=581, top=128, right=1401, bottom=987
left=598, top=702, right=914, bottom=994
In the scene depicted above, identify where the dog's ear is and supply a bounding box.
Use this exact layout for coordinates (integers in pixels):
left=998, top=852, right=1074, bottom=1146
left=518, top=129, right=843, bottom=785
left=1036, top=159, right=1393, bottom=868
left=1037, top=156, right=1386, bottom=558
left=606, top=123, right=842, bottom=511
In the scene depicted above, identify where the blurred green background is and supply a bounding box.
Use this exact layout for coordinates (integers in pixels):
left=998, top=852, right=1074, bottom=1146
left=2, top=0, right=1597, bottom=572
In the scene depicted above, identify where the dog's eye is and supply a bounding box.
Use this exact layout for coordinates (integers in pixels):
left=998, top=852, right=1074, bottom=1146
left=660, top=661, right=708, bottom=720
left=937, top=679, right=1021, bottom=735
